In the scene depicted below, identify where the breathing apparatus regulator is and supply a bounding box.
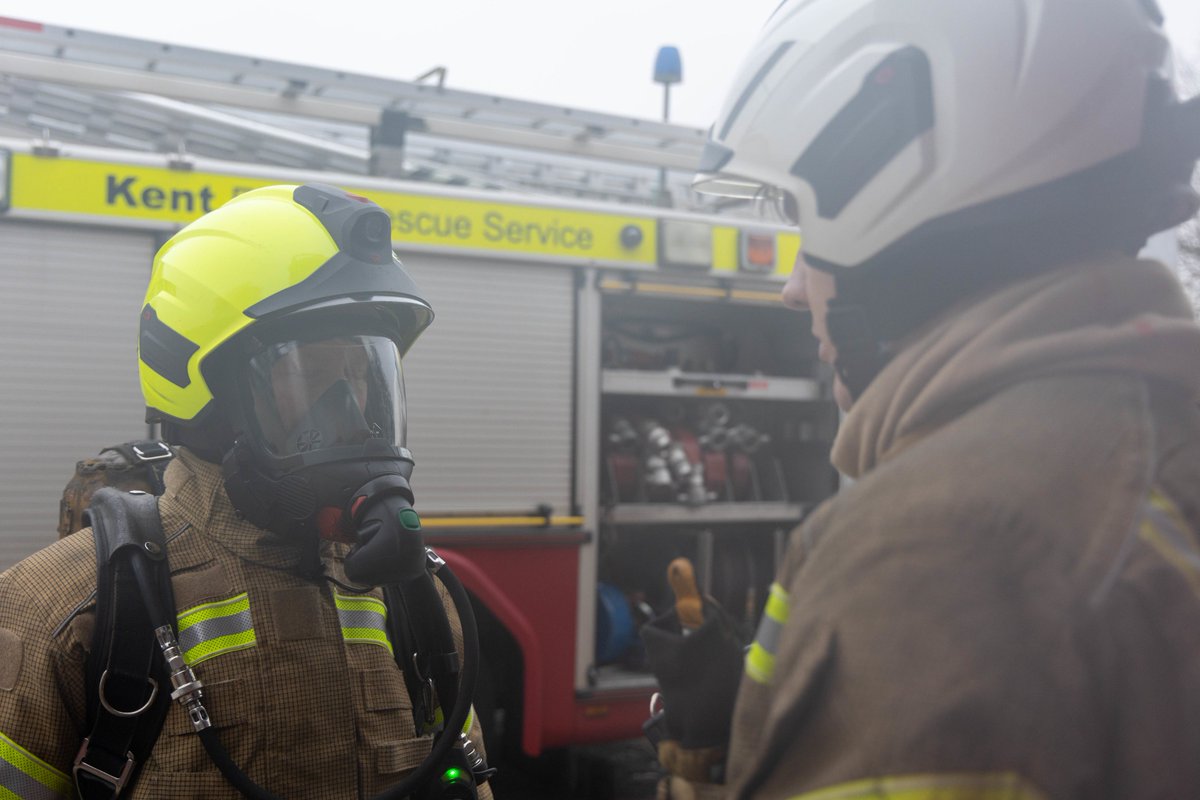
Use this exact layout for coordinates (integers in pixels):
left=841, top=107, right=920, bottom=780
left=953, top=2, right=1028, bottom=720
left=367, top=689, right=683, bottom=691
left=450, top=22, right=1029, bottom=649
left=134, top=183, right=489, bottom=799
left=693, top=0, right=1200, bottom=401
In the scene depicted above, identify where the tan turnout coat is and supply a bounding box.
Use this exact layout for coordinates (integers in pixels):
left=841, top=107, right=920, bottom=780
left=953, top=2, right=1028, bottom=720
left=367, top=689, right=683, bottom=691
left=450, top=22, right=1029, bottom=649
left=0, top=449, right=492, bottom=800
left=725, top=256, right=1200, bottom=799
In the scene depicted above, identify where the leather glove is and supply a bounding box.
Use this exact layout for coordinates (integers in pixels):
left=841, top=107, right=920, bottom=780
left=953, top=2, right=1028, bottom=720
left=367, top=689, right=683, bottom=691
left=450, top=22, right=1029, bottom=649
left=640, top=597, right=745, bottom=753
left=641, top=596, right=744, bottom=800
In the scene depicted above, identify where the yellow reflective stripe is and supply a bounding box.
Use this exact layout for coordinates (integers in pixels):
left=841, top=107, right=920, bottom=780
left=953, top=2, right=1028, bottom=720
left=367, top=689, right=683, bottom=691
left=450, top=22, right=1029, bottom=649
left=1139, top=489, right=1200, bottom=600
left=176, top=593, right=257, bottom=665
left=461, top=705, right=476, bottom=735
left=789, top=772, right=1048, bottom=800
left=765, top=582, right=789, bottom=624
left=178, top=593, right=251, bottom=630
left=340, top=626, right=392, bottom=651
left=0, top=733, right=72, bottom=800
left=334, top=592, right=393, bottom=655
left=420, top=705, right=447, bottom=736
left=745, top=641, right=775, bottom=685
left=333, top=593, right=388, bottom=615
left=746, top=582, right=789, bottom=685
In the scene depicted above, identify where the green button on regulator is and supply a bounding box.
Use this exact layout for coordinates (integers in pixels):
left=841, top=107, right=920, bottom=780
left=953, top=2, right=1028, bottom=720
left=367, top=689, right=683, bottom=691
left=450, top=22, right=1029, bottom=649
left=398, top=508, right=422, bottom=530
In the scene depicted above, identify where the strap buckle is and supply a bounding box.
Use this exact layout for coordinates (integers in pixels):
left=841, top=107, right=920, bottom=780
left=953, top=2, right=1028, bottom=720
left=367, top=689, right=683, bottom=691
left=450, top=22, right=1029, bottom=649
left=130, top=442, right=173, bottom=463
left=73, top=737, right=136, bottom=797
left=409, top=652, right=442, bottom=734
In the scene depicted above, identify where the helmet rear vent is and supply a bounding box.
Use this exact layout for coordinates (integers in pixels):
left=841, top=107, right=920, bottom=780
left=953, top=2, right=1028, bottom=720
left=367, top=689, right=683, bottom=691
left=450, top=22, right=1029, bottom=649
left=790, top=46, right=934, bottom=220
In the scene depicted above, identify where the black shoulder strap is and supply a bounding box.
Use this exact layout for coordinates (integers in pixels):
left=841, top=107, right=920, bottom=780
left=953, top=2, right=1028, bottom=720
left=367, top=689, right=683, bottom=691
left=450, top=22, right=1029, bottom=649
left=383, top=568, right=461, bottom=737
left=383, top=584, right=437, bottom=734
left=76, top=488, right=175, bottom=800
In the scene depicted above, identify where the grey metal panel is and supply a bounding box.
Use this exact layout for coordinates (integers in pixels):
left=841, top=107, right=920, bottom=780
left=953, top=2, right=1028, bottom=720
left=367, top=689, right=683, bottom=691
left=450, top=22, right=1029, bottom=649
left=399, top=253, right=575, bottom=515
left=0, top=220, right=152, bottom=570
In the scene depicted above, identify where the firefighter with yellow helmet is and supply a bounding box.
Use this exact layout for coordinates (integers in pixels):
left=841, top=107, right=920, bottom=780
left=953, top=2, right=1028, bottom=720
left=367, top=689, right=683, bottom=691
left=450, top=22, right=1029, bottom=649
left=644, top=1, right=1200, bottom=798
left=0, top=184, right=494, bottom=799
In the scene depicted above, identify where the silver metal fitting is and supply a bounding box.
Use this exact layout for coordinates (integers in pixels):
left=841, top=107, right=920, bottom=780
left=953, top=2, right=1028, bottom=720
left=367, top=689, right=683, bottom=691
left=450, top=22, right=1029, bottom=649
left=425, top=547, right=447, bottom=571
left=460, top=731, right=486, bottom=772
left=154, top=625, right=212, bottom=732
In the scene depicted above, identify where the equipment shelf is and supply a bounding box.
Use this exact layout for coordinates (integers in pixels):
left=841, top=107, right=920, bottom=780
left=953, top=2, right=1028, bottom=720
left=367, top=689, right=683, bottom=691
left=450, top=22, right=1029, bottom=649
left=601, top=369, right=821, bottom=401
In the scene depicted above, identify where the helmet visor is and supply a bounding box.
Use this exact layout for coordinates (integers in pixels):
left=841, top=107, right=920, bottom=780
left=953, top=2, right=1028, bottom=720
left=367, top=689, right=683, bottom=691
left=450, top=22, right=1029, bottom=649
left=693, top=173, right=800, bottom=226
left=243, top=335, right=406, bottom=457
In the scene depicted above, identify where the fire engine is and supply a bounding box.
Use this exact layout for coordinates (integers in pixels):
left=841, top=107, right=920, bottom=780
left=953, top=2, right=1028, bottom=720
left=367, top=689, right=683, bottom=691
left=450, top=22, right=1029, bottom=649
left=0, top=17, right=841, bottom=765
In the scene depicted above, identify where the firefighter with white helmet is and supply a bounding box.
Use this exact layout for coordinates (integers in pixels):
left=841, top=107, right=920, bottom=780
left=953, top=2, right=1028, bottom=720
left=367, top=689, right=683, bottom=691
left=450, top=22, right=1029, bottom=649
left=646, top=1, right=1200, bottom=797
left=0, top=184, right=494, bottom=799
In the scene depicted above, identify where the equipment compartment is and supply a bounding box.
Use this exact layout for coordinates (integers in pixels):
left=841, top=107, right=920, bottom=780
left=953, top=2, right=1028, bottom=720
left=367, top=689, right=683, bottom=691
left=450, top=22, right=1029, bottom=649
left=598, top=284, right=838, bottom=516
left=590, top=276, right=840, bottom=682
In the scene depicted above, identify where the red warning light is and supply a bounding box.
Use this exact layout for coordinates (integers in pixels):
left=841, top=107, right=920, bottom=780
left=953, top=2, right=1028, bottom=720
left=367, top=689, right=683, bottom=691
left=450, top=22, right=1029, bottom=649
left=740, top=231, right=776, bottom=273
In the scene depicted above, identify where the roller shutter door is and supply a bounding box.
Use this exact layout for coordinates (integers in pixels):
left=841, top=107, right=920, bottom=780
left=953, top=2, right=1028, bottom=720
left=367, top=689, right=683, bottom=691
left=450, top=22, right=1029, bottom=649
left=400, top=254, right=575, bottom=516
left=0, top=220, right=153, bottom=569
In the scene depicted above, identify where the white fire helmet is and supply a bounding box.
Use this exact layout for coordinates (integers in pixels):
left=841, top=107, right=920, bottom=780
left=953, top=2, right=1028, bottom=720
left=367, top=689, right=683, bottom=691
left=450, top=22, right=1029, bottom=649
left=694, top=0, right=1175, bottom=273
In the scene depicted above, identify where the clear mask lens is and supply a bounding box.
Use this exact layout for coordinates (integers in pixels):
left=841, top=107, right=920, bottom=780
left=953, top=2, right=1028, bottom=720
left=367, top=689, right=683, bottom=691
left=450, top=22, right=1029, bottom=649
left=243, top=336, right=406, bottom=457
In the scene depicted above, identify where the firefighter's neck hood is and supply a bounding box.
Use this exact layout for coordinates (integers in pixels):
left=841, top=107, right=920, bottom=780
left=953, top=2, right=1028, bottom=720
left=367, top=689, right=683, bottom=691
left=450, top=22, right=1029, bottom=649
left=832, top=254, right=1200, bottom=479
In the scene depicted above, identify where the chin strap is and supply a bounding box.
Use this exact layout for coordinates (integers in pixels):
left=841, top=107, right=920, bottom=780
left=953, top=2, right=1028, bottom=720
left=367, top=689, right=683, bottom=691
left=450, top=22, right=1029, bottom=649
left=823, top=299, right=885, bottom=402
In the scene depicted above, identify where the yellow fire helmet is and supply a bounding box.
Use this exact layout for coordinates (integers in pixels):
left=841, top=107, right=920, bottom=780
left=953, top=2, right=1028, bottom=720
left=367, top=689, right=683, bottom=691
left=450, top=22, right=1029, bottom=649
left=138, top=183, right=433, bottom=426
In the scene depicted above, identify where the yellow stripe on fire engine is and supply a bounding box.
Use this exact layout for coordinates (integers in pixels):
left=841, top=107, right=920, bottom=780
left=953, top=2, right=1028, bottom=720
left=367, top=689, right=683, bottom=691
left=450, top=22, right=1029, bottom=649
left=8, top=153, right=656, bottom=265
left=711, top=227, right=800, bottom=278
left=9, top=154, right=805, bottom=273
left=712, top=226, right=740, bottom=273
left=421, top=515, right=584, bottom=528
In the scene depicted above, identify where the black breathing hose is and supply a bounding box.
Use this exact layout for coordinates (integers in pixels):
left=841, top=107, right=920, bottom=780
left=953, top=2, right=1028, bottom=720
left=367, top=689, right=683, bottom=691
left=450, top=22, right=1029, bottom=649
left=200, top=728, right=283, bottom=800
left=131, top=553, right=285, bottom=800
left=372, top=559, right=481, bottom=800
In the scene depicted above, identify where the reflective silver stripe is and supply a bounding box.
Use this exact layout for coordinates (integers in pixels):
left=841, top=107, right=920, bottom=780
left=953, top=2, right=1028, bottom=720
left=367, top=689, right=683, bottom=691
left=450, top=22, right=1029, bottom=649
left=0, top=733, right=72, bottom=800
left=747, top=582, right=790, bottom=684
left=338, top=608, right=387, bottom=631
left=334, top=591, right=392, bottom=653
left=1138, top=490, right=1200, bottom=600
left=1145, top=501, right=1200, bottom=569
left=178, top=608, right=255, bottom=657
left=757, top=582, right=789, bottom=654
left=0, top=766, right=61, bottom=800
left=176, top=594, right=257, bottom=665
left=756, top=611, right=784, bottom=655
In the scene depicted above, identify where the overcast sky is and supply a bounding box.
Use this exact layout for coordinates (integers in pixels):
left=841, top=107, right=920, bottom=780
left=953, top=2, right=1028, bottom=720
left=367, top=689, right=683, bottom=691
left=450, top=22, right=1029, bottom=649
left=4, top=0, right=1200, bottom=128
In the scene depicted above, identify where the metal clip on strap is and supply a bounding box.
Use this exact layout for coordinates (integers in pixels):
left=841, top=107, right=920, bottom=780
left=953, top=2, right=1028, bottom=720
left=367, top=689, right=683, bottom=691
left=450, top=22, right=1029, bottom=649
left=130, top=441, right=173, bottom=463
left=79, top=488, right=176, bottom=800
left=73, top=738, right=136, bottom=798
left=98, top=670, right=158, bottom=718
